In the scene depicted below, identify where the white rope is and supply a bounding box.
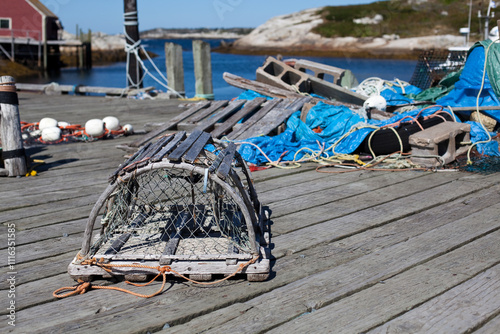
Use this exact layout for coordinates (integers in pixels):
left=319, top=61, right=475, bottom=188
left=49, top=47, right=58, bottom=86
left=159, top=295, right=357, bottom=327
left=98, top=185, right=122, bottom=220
left=123, top=12, right=183, bottom=98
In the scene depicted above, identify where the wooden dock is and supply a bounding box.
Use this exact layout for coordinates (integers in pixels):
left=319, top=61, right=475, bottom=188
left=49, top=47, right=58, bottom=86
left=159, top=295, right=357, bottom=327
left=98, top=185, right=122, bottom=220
left=1, top=93, right=500, bottom=333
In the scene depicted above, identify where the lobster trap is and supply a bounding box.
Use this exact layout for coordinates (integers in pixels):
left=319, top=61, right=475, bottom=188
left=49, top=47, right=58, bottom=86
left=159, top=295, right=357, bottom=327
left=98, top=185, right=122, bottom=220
left=69, top=130, right=270, bottom=282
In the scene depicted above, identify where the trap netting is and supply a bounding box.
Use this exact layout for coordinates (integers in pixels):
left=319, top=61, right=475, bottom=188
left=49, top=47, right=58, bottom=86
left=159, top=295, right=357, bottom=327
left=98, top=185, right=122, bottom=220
left=410, top=49, right=467, bottom=90
left=69, top=131, right=270, bottom=282
left=91, top=167, right=253, bottom=259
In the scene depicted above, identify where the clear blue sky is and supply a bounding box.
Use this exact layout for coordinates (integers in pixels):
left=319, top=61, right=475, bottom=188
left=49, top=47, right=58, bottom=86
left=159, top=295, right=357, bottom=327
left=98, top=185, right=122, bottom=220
left=40, top=0, right=380, bottom=34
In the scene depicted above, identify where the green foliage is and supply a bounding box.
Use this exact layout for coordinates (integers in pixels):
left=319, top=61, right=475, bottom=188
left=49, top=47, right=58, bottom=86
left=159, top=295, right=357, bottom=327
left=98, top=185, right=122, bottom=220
left=313, top=0, right=487, bottom=39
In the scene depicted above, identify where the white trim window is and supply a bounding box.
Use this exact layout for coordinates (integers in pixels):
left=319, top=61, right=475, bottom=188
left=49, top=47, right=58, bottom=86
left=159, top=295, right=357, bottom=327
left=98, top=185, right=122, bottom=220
left=0, top=18, right=12, bottom=29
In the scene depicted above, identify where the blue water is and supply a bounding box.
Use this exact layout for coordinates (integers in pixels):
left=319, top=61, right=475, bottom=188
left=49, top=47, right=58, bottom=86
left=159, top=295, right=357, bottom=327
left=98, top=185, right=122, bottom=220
left=29, top=39, right=417, bottom=100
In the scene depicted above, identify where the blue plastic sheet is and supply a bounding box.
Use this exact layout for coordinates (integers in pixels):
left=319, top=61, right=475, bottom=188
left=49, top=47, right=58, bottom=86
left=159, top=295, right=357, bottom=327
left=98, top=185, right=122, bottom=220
left=237, top=99, right=457, bottom=165
left=467, top=121, right=500, bottom=156
left=238, top=102, right=366, bottom=165
left=437, top=45, right=500, bottom=120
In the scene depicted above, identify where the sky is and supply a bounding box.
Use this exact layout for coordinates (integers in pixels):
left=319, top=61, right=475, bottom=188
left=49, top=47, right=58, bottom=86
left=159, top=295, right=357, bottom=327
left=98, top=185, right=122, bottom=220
left=40, top=0, right=379, bottom=35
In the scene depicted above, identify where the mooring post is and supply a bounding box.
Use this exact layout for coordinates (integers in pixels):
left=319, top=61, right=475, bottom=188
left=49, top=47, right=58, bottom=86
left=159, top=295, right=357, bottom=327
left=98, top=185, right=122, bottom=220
left=0, top=76, right=28, bottom=177
left=192, top=40, right=214, bottom=100
left=165, top=42, right=185, bottom=97
left=124, top=0, right=143, bottom=88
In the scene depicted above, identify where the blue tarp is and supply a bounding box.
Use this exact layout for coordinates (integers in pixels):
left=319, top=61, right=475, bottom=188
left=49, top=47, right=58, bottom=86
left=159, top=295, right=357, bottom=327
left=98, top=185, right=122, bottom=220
left=437, top=44, right=500, bottom=120
left=238, top=101, right=464, bottom=165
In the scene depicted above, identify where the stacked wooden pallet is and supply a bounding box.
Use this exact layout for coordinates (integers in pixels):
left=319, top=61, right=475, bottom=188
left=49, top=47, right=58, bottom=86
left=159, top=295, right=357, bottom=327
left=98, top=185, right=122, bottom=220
left=128, top=96, right=311, bottom=148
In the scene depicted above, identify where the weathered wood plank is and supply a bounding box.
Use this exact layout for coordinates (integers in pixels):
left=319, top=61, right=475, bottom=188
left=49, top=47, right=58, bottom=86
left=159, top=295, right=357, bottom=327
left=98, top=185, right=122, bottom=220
left=268, top=231, right=500, bottom=334
left=368, top=264, right=500, bottom=334
left=129, top=101, right=210, bottom=147
left=0, top=183, right=106, bottom=212
left=210, top=97, right=266, bottom=139
left=183, top=131, right=211, bottom=163
left=184, top=100, right=228, bottom=124
left=168, top=130, right=203, bottom=162
left=237, top=96, right=311, bottom=139
left=270, top=171, right=458, bottom=229
left=473, top=314, right=500, bottom=334
left=0, top=76, right=28, bottom=176
left=223, top=72, right=302, bottom=99
left=194, top=99, right=246, bottom=133
left=0, top=218, right=90, bottom=249
left=104, top=233, right=132, bottom=255
left=273, top=174, right=499, bottom=257
left=5, top=92, right=500, bottom=334
left=14, top=191, right=500, bottom=334
left=216, top=142, right=237, bottom=180
left=227, top=98, right=282, bottom=140
left=152, top=131, right=186, bottom=162
left=0, top=251, right=75, bottom=290
left=160, top=229, right=500, bottom=334
left=191, top=203, right=500, bottom=334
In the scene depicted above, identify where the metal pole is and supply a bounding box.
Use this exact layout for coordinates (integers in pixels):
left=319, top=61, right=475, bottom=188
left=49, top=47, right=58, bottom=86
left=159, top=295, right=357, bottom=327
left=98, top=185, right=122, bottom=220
left=124, top=0, right=143, bottom=88
left=468, top=0, right=472, bottom=45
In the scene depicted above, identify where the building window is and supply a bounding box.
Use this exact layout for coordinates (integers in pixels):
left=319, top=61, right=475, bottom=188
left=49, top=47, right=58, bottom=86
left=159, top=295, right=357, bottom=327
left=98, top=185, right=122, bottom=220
left=0, top=18, right=12, bottom=29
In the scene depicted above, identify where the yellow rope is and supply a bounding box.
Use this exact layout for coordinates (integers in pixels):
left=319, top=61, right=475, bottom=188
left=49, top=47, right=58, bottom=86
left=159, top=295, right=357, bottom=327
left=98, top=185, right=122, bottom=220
left=466, top=39, right=499, bottom=164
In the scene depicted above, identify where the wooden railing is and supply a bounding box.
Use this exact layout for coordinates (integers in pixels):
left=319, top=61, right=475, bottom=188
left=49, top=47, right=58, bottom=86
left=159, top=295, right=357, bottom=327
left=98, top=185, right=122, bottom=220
left=0, top=29, right=42, bottom=41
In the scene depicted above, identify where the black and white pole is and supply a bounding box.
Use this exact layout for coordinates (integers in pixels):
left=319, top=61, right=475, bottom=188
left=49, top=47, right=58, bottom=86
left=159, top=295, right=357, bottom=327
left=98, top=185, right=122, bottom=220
left=124, top=0, right=143, bottom=89
left=0, top=76, right=28, bottom=177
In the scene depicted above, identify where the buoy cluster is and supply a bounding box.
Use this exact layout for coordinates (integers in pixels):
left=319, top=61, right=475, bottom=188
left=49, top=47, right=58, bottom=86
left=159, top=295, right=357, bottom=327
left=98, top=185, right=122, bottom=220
left=21, top=116, right=134, bottom=144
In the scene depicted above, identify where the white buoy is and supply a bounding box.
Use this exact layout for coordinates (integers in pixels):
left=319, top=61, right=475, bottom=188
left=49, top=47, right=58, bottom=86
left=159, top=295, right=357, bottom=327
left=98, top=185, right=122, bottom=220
left=39, top=117, right=58, bottom=130
left=123, top=124, right=134, bottom=135
left=102, top=116, right=121, bottom=131
left=363, top=95, right=387, bottom=112
left=41, top=126, right=62, bottom=142
left=57, top=121, right=70, bottom=128
left=30, top=129, right=42, bottom=138
left=85, top=119, right=105, bottom=137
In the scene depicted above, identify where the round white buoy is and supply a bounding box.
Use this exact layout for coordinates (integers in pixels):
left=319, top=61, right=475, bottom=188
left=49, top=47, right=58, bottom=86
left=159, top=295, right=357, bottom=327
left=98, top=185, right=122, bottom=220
left=363, top=95, right=387, bottom=112
left=41, top=126, right=62, bottom=142
left=39, top=117, right=58, bottom=130
left=85, top=119, right=105, bottom=137
left=57, top=121, right=70, bottom=128
left=123, top=124, right=134, bottom=135
left=30, top=129, right=42, bottom=138
left=102, top=116, right=120, bottom=131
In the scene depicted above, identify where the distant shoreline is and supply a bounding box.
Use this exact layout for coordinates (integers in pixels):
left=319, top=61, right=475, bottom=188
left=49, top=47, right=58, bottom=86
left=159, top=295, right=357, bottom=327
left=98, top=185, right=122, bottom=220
left=213, top=44, right=442, bottom=60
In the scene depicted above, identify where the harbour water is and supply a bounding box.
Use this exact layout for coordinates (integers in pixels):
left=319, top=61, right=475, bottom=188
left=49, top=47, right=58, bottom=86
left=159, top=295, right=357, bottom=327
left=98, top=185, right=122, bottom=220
left=27, top=39, right=417, bottom=100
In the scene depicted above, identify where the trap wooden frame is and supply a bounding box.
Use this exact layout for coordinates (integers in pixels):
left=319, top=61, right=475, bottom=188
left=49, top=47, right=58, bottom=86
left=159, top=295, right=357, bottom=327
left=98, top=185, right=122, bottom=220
left=68, top=132, right=271, bottom=282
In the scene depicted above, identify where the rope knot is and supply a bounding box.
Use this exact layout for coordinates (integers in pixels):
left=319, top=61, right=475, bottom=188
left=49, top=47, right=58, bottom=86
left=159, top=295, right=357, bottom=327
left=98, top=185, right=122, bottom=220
left=158, top=266, right=171, bottom=273
left=75, top=281, right=92, bottom=294
left=53, top=280, right=92, bottom=298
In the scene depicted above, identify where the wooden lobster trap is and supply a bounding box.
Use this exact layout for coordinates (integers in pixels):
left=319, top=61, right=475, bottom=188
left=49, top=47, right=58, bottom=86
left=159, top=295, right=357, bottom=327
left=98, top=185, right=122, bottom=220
left=69, top=130, right=270, bottom=282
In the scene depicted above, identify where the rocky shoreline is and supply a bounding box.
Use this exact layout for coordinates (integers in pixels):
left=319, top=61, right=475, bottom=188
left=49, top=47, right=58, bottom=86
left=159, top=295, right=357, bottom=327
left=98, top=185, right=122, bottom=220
left=220, top=7, right=467, bottom=60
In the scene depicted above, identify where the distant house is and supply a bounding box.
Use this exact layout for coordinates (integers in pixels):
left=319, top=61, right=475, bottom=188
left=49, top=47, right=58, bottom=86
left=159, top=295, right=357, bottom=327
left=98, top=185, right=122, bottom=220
left=0, top=0, right=62, bottom=42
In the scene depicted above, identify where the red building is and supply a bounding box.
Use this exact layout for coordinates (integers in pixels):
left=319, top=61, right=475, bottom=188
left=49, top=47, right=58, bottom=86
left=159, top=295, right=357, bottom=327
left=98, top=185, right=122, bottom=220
left=0, top=0, right=62, bottom=42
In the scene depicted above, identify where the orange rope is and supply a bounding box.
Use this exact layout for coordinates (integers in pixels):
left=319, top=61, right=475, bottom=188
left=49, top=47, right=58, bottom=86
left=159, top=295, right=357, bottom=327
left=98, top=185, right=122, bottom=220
left=53, top=256, right=259, bottom=299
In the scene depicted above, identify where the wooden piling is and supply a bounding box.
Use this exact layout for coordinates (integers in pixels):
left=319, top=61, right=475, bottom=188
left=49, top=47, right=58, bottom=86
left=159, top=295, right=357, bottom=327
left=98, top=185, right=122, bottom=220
left=0, top=76, right=28, bottom=177
left=165, top=42, right=185, bottom=97
left=124, top=0, right=143, bottom=88
left=192, top=40, right=214, bottom=100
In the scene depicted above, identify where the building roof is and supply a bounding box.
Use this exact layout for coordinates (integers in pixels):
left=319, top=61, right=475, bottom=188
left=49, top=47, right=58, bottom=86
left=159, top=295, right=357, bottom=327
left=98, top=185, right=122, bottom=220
left=27, top=0, right=58, bottom=18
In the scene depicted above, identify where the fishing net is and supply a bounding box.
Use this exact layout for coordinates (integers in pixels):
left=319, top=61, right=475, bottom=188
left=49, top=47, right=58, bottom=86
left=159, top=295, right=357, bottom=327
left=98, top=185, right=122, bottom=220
left=410, top=49, right=467, bottom=90
left=90, top=167, right=253, bottom=259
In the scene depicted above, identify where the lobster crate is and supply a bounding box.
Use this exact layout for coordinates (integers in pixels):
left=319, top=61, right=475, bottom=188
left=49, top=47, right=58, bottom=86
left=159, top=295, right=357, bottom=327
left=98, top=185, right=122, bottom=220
left=69, top=130, right=270, bottom=282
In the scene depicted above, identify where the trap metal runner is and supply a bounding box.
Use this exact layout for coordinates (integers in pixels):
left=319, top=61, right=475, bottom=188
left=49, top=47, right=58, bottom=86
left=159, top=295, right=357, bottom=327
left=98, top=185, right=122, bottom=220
left=69, top=130, right=271, bottom=282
